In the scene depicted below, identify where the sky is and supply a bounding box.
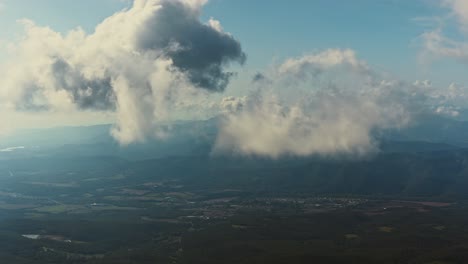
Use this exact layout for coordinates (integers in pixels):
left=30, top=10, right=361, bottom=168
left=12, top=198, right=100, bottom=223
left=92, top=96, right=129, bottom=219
left=1, top=0, right=468, bottom=157
left=204, top=0, right=468, bottom=85
left=0, top=0, right=464, bottom=84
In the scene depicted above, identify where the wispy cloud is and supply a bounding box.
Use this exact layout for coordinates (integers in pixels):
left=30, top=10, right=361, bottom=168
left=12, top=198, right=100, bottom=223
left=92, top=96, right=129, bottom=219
left=420, top=0, right=468, bottom=63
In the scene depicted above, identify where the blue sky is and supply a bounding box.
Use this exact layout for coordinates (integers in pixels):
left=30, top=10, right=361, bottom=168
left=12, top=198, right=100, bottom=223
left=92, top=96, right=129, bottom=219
left=0, top=0, right=464, bottom=86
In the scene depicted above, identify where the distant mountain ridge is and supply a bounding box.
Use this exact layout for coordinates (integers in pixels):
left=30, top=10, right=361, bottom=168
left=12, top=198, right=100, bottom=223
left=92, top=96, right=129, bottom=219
left=1, top=114, right=468, bottom=160
left=1, top=115, right=468, bottom=199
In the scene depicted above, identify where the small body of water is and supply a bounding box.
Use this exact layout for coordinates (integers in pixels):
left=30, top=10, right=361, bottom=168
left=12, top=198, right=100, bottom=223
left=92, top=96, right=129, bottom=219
left=22, top=234, right=72, bottom=243
left=22, top=234, right=40, bottom=240
left=0, top=146, right=25, bottom=152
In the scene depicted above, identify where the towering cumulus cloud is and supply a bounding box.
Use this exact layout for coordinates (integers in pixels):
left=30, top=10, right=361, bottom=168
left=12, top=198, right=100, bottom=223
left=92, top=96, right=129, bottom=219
left=0, top=0, right=245, bottom=144
left=214, top=49, right=411, bottom=158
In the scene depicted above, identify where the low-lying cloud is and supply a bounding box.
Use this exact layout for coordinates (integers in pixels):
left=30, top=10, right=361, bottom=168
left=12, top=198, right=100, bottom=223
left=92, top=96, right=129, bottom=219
left=214, top=49, right=412, bottom=158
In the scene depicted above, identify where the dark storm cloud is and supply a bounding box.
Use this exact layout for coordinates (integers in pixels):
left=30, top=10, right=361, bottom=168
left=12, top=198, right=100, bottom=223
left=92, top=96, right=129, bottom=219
left=137, top=0, right=246, bottom=92
left=50, top=59, right=115, bottom=110
left=15, top=87, right=49, bottom=112
left=252, top=72, right=266, bottom=82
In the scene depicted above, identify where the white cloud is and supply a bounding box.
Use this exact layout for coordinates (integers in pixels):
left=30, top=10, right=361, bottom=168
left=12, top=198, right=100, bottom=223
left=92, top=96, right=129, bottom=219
left=208, top=18, right=223, bottom=33
left=278, top=49, right=369, bottom=76
left=435, top=105, right=460, bottom=117
left=214, top=49, right=411, bottom=158
left=423, top=82, right=468, bottom=112
left=410, top=80, right=468, bottom=118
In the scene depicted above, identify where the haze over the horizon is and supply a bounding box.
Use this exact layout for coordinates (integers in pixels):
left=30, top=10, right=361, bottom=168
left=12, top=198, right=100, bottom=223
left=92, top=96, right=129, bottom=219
left=2, top=0, right=468, bottom=157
